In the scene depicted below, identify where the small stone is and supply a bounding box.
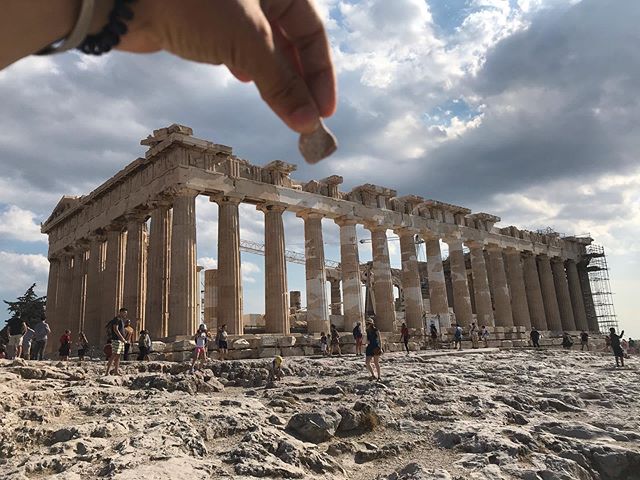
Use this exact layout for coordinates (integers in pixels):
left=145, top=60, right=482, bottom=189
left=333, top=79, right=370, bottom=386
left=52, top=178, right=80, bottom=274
left=299, top=120, right=337, bottom=163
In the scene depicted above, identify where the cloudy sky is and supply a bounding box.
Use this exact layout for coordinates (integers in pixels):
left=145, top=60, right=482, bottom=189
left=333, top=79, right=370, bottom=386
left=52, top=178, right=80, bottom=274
left=1, top=0, right=638, bottom=338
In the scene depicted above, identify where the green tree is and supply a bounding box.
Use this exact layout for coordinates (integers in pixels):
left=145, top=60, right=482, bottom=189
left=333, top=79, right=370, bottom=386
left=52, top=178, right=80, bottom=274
left=4, top=284, right=46, bottom=327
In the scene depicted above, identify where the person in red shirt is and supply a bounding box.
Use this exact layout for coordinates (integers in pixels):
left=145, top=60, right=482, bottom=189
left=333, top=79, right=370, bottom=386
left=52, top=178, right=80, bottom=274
left=59, top=330, right=71, bottom=361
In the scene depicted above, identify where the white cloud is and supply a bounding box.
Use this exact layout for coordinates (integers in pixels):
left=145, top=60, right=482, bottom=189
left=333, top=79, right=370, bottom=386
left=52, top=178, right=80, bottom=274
left=0, top=205, right=46, bottom=243
left=0, top=252, right=49, bottom=308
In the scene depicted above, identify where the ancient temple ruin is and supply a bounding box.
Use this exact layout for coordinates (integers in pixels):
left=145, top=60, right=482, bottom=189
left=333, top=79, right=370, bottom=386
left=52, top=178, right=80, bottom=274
left=41, top=125, right=601, bottom=353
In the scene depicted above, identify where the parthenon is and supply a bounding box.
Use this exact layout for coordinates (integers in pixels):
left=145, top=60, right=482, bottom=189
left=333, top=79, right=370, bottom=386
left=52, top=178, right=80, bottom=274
left=41, top=124, right=600, bottom=351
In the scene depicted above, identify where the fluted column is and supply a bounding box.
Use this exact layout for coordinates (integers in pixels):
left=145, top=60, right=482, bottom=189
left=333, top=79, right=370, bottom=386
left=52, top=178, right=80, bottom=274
left=51, top=253, right=73, bottom=345
left=298, top=211, right=328, bottom=334
left=204, top=269, right=218, bottom=329
left=260, top=204, right=289, bottom=334
left=578, top=263, right=599, bottom=332
left=551, top=257, right=576, bottom=331
left=146, top=205, right=172, bottom=339
left=123, top=214, right=147, bottom=332
left=487, top=244, right=514, bottom=327
left=45, top=256, right=61, bottom=332
left=467, top=242, right=494, bottom=326
left=445, top=237, right=473, bottom=327
left=102, top=225, right=125, bottom=329
left=85, top=235, right=104, bottom=347
left=169, top=192, right=199, bottom=336
left=522, top=251, right=547, bottom=330
left=566, top=260, right=588, bottom=331
left=330, top=279, right=342, bottom=316
left=366, top=225, right=396, bottom=331
left=335, top=217, right=364, bottom=329
left=215, top=195, right=243, bottom=335
left=504, top=248, right=531, bottom=329
left=537, top=254, right=562, bottom=331
left=69, top=248, right=87, bottom=334
left=396, top=228, right=424, bottom=331
left=424, top=235, right=450, bottom=327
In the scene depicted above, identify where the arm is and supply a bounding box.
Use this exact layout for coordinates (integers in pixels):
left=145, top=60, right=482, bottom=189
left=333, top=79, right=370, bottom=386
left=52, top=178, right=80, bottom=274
left=112, top=324, right=126, bottom=343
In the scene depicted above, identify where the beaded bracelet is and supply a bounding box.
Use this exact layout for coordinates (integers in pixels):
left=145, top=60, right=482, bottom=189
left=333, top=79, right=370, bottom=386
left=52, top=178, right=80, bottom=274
left=37, top=0, right=96, bottom=55
left=78, top=0, right=137, bottom=55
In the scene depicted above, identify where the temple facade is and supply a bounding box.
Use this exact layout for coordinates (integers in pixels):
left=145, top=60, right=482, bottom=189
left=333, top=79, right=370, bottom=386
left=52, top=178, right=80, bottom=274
left=41, top=125, right=599, bottom=350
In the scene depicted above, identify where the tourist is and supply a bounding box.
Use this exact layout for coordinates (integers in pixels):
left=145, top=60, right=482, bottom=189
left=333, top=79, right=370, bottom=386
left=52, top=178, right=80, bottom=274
left=105, top=307, right=128, bottom=375
left=470, top=323, right=479, bottom=349
left=562, top=331, right=573, bottom=349
left=123, top=319, right=135, bottom=361
left=77, top=332, right=89, bottom=362
left=7, top=316, right=27, bottom=360
left=268, top=355, right=284, bottom=382
left=137, top=330, right=152, bottom=361
left=59, top=330, right=72, bottom=361
left=365, top=320, right=382, bottom=381
left=1, top=1, right=336, bottom=141
left=604, top=334, right=611, bottom=352
left=453, top=324, right=463, bottom=351
left=610, top=327, right=625, bottom=367
left=530, top=328, right=541, bottom=348
left=580, top=330, right=589, bottom=351
left=481, top=325, right=490, bottom=348
left=429, top=323, right=439, bottom=350
left=330, top=324, right=341, bottom=356
left=217, top=324, right=228, bottom=361
left=32, top=316, right=50, bottom=360
left=21, top=325, right=35, bottom=360
left=629, top=338, right=637, bottom=354
left=353, top=322, right=364, bottom=355
left=400, top=322, right=410, bottom=354
left=320, top=332, right=328, bottom=356
left=191, top=324, right=209, bottom=373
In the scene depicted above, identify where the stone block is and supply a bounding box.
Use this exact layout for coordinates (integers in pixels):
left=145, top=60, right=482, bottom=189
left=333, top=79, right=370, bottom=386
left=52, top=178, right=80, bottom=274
left=150, top=341, right=166, bottom=353
left=278, top=336, right=297, bottom=347
left=228, top=349, right=257, bottom=360
left=168, top=351, right=193, bottom=362
left=493, top=327, right=506, bottom=335
left=295, top=335, right=316, bottom=347
left=303, top=346, right=316, bottom=356
left=259, top=347, right=278, bottom=358
left=232, top=338, right=251, bottom=349
left=260, top=336, right=279, bottom=347
left=280, top=346, right=305, bottom=357
left=171, top=340, right=196, bottom=351
left=340, top=344, right=355, bottom=354
left=500, top=340, right=513, bottom=348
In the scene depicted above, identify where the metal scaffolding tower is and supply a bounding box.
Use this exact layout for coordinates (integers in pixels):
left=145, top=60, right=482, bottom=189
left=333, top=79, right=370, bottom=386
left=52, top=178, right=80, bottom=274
left=584, top=244, right=618, bottom=332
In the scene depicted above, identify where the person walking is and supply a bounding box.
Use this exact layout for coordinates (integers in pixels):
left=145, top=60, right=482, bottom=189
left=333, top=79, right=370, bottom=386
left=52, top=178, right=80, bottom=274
left=429, top=323, right=439, bottom=350
left=453, top=324, right=463, bottom=351
left=320, top=332, right=328, bottom=356
left=21, top=325, right=35, bottom=360
left=217, top=324, right=228, bottom=361
left=530, top=328, right=541, bottom=348
left=137, top=330, right=152, bottom=361
left=562, top=331, right=574, bottom=349
left=400, top=322, right=410, bottom=354
left=470, top=322, right=479, bottom=349
left=365, top=320, right=382, bottom=381
left=353, top=322, right=364, bottom=356
left=105, top=308, right=128, bottom=375
left=31, top=317, right=50, bottom=360
left=59, top=330, right=72, bottom=361
left=330, top=324, right=341, bottom=356
left=77, top=332, right=89, bottom=361
left=610, top=327, right=625, bottom=367
left=123, top=319, right=135, bottom=361
left=7, top=316, right=26, bottom=360
left=190, top=324, right=210, bottom=373
left=481, top=325, right=489, bottom=348
left=580, top=330, right=589, bottom=351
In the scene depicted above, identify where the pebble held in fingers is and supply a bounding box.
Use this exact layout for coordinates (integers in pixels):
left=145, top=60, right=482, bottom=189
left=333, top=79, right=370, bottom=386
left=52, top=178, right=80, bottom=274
left=299, top=120, right=338, bottom=163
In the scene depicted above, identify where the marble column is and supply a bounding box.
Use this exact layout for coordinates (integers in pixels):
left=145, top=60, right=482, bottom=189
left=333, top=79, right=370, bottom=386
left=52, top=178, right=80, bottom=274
left=146, top=205, right=172, bottom=339
left=102, top=226, right=125, bottom=329
left=260, top=204, right=289, bottom=334
left=423, top=235, right=450, bottom=327
left=578, top=263, right=599, bottom=332
left=85, top=235, right=104, bottom=348
left=45, top=256, right=61, bottom=333
left=123, top=215, right=147, bottom=332
left=53, top=253, right=73, bottom=345
left=551, top=257, right=576, bottom=331
left=204, top=269, right=218, bottom=329
left=215, top=195, right=243, bottom=335
left=299, top=211, right=329, bottom=334
left=335, top=217, right=364, bottom=329
left=537, top=254, right=562, bottom=331
left=366, top=225, right=396, bottom=331
left=522, top=251, right=547, bottom=330
left=467, top=242, right=494, bottom=327
left=445, top=237, right=473, bottom=327
left=396, top=228, right=424, bottom=331
left=504, top=248, right=531, bottom=329
left=69, top=249, right=87, bottom=334
left=487, top=245, right=514, bottom=327
left=566, top=259, right=588, bottom=331
left=169, top=192, right=199, bottom=336
left=330, top=279, right=342, bottom=316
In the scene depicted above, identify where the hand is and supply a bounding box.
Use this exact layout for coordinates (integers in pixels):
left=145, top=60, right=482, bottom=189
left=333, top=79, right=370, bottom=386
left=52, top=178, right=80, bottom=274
left=120, top=0, right=336, bottom=134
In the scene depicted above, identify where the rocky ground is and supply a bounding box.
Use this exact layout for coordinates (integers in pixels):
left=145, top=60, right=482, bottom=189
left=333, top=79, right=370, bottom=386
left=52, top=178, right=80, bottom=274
left=0, top=348, right=638, bottom=480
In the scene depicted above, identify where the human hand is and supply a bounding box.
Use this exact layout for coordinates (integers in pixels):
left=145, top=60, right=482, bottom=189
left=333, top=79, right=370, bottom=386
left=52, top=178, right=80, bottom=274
left=119, top=0, right=336, bottom=134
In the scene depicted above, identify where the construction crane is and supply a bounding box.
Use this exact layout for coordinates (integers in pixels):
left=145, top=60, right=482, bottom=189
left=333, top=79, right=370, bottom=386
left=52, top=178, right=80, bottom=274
left=239, top=239, right=341, bottom=269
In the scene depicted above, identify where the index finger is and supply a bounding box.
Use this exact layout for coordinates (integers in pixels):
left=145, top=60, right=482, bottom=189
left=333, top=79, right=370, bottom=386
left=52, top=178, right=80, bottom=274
left=262, top=0, right=336, bottom=117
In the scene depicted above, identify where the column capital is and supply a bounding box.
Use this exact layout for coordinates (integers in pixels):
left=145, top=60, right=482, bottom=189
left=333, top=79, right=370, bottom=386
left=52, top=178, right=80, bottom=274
left=210, top=193, right=244, bottom=205
left=503, top=246, right=522, bottom=256
left=363, top=222, right=388, bottom=232
left=124, top=211, right=149, bottom=224
left=485, top=242, right=503, bottom=253
left=256, top=202, right=287, bottom=214
left=104, top=219, right=127, bottom=232
left=521, top=249, right=536, bottom=258
left=419, top=230, right=439, bottom=241
left=465, top=239, right=485, bottom=250
left=565, top=258, right=577, bottom=266
left=88, top=231, right=107, bottom=243
left=334, top=215, right=358, bottom=227
left=166, top=186, right=201, bottom=199
left=296, top=209, right=324, bottom=220
left=550, top=255, right=565, bottom=264
left=393, top=226, right=420, bottom=237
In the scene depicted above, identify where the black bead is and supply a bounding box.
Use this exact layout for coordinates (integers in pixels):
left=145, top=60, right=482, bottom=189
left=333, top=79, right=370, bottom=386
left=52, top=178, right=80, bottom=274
left=77, top=0, right=137, bottom=56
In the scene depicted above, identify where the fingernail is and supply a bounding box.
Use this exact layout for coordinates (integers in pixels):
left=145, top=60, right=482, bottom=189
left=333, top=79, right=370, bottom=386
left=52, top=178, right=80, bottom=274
left=290, top=104, right=320, bottom=133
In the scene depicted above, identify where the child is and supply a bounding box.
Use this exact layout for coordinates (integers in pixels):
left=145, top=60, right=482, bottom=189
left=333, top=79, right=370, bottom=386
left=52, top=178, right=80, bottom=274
left=330, top=324, right=341, bottom=356
left=59, top=330, right=71, bottom=361
left=137, top=330, right=152, bottom=361
left=268, top=355, right=284, bottom=382
left=77, top=332, right=89, bottom=362
left=320, top=332, right=328, bottom=356
left=481, top=325, right=489, bottom=348
left=217, top=324, right=228, bottom=361
left=191, top=324, right=209, bottom=373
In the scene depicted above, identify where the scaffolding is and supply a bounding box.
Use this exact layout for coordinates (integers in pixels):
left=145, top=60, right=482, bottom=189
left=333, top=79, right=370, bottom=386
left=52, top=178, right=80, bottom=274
left=584, top=244, right=618, bottom=332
